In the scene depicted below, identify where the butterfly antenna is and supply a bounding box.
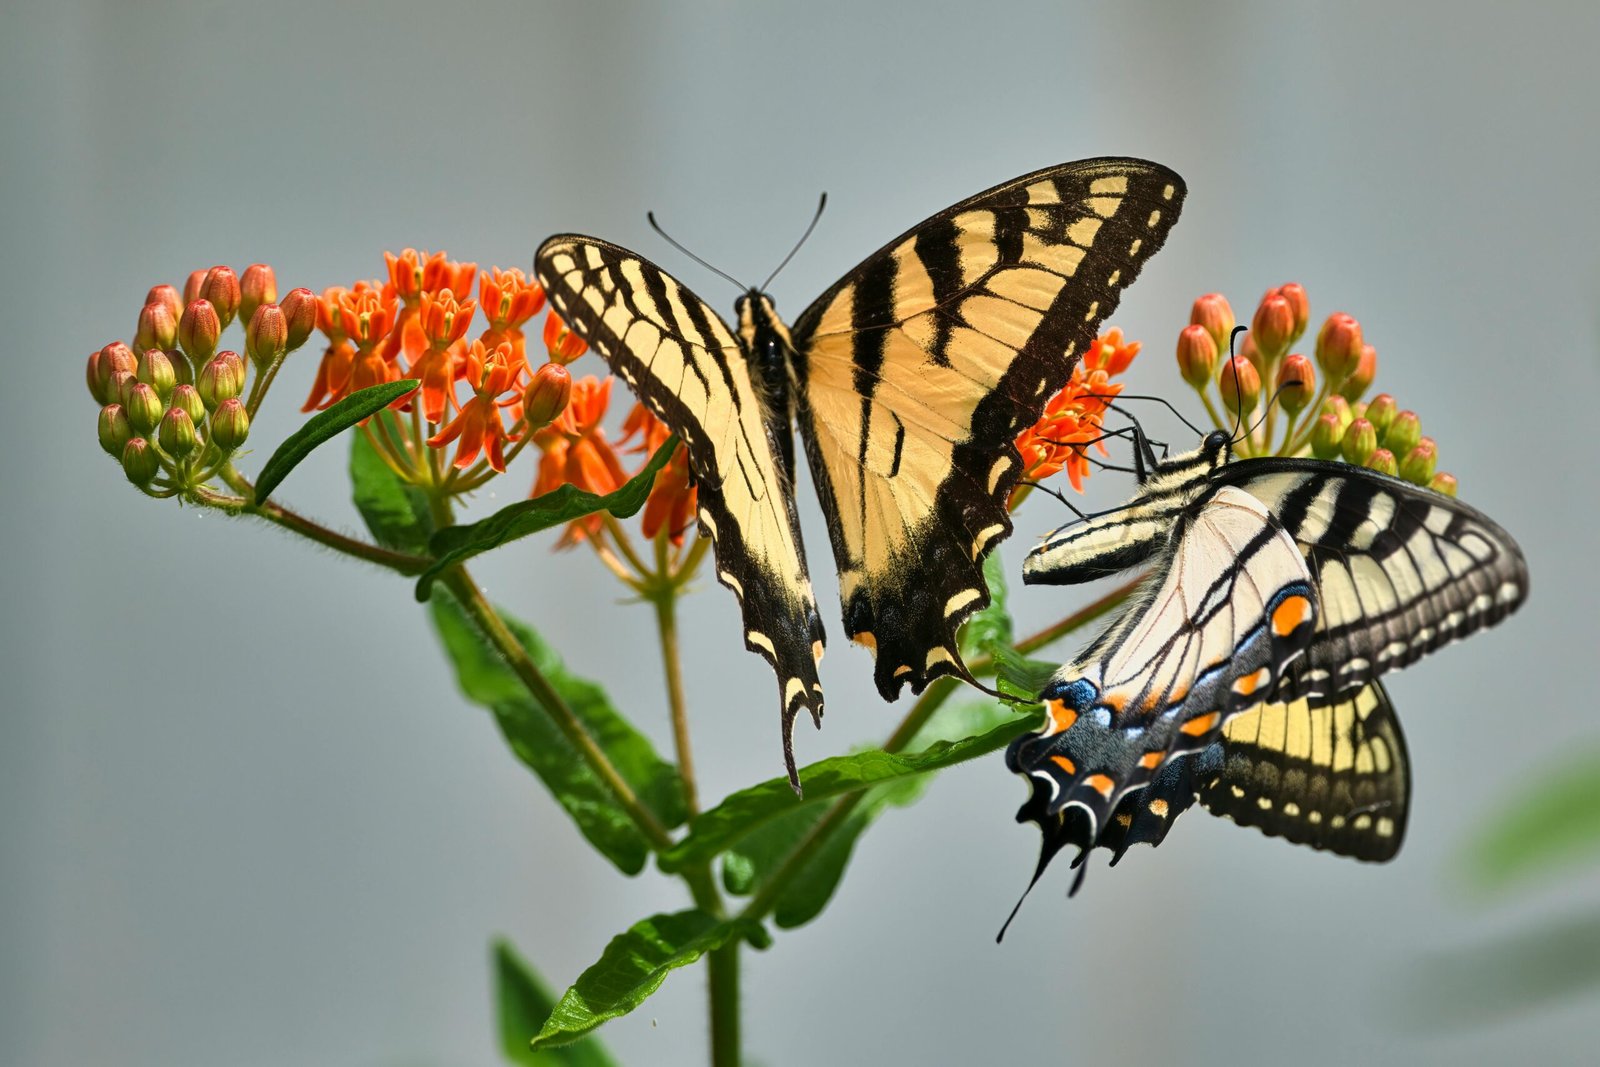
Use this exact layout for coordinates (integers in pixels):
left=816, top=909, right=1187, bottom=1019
left=1093, top=393, right=1206, bottom=439
left=1227, top=326, right=1248, bottom=444
left=760, top=192, right=828, bottom=292
left=647, top=210, right=747, bottom=295
left=1019, top=479, right=1088, bottom=520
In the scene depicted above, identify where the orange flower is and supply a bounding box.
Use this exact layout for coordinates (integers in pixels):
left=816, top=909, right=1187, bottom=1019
left=481, top=268, right=546, bottom=331
left=542, top=310, right=588, bottom=364
left=301, top=340, right=355, bottom=411
left=419, top=288, right=476, bottom=350
left=1012, top=329, right=1138, bottom=498
left=410, top=339, right=470, bottom=424
left=426, top=341, right=519, bottom=472
left=619, top=402, right=697, bottom=544
left=532, top=376, right=627, bottom=546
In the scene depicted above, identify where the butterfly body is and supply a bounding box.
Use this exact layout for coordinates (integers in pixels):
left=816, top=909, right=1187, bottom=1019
left=1007, top=429, right=1527, bottom=889
left=536, top=159, right=1187, bottom=785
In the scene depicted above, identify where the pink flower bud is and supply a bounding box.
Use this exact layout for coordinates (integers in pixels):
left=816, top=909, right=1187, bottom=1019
left=1189, top=293, right=1235, bottom=355
left=246, top=303, right=288, bottom=368
left=1429, top=472, right=1458, bottom=498
left=136, top=299, right=180, bottom=354
left=1315, top=313, right=1363, bottom=382
left=1400, top=439, right=1437, bottom=486
left=137, top=349, right=177, bottom=403
left=98, top=404, right=132, bottom=456
left=121, top=437, right=160, bottom=486
left=210, top=398, right=250, bottom=452
left=1365, top=447, right=1398, bottom=477
left=179, top=299, right=221, bottom=363
left=1175, top=324, right=1218, bottom=389
left=200, top=266, right=241, bottom=329
left=1251, top=292, right=1295, bottom=366
left=239, top=264, right=278, bottom=327
left=281, top=288, right=318, bottom=351
left=1218, top=355, right=1261, bottom=417
left=523, top=362, right=573, bottom=429
left=1274, top=353, right=1316, bottom=415
left=125, top=381, right=164, bottom=435
left=1339, top=344, right=1377, bottom=401
left=1276, top=283, right=1310, bottom=345
left=1341, top=417, right=1378, bottom=466
left=1310, top=413, right=1344, bottom=459
left=87, top=342, right=137, bottom=404
left=158, top=407, right=198, bottom=459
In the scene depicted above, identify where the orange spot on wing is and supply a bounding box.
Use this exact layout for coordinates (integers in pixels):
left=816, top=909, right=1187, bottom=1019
left=1149, top=798, right=1170, bottom=817
left=1050, top=755, right=1077, bottom=775
left=1180, top=711, right=1222, bottom=737
left=1047, top=698, right=1079, bottom=735
left=1272, top=594, right=1312, bottom=637
left=1101, top=691, right=1129, bottom=716
left=852, top=631, right=877, bottom=652
left=1085, top=773, right=1116, bottom=798
left=1139, top=751, right=1164, bottom=769
left=1232, top=667, right=1270, bottom=697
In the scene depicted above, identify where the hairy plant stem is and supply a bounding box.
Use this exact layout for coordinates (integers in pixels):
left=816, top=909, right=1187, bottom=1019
left=652, top=552, right=701, bottom=817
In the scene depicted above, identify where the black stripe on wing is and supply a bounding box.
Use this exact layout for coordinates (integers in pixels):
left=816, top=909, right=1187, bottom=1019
left=789, top=159, right=1186, bottom=701
left=1219, top=459, right=1529, bottom=705
left=533, top=236, right=826, bottom=788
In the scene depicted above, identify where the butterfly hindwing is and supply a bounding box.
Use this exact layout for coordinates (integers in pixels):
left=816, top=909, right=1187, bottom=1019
left=533, top=237, right=826, bottom=783
left=789, top=159, right=1186, bottom=699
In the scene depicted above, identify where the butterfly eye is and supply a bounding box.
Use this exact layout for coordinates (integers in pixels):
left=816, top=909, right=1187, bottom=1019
left=1204, top=430, right=1229, bottom=454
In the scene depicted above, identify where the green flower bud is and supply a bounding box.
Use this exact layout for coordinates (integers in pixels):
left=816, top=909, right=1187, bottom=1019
left=1430, top=472, right=1458, bottom=497
left=125, top=381, right=164, bottom=436
left=1341, top=417, right=1378, bottom=466
left=98, top=404, right=132, bottom=456
left=1365, top=447, right=1398, bottom=477
left=137, top=348, right=177, bottom=403
left=1385, top=410, right=1422, bottom=458
left=197, top=354, right=245, bottom=410
left=1400, top=439, right=1438, bottom=486
left=281, top=287, right=318, bottom=352
left=171, top=383, right=206, bottom=425
left=1321, top=394, right=1353, bottom=433
left=210, top=398, right=250, bottom=452
left=87, top=342, right=137, bottom=405
left=121, top=437, right=159, bottom=486
left=239, top=264, right=278, bottom=327
left=179, top=298, right=221, bottom=363
left=1310, top=412, right=1344, bottom=459
left=112, top=370, right=137, bottom=409
left=1175, top=324, right=1218, bottom=389
left=1364, top=393, right=1398, bottom=439
left=200, top=266, right=241, bottom=330
left=246, top=303, right=288, bottom=369
left=158, top=407, right=198, bottom=459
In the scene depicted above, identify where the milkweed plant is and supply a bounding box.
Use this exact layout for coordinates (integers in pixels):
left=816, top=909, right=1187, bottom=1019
left=85, top=253, right=1459, bottom=1064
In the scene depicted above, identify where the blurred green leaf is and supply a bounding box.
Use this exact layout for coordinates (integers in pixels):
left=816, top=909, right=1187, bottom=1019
left=532, top=911, right=766, bottom=1049
left=661, top=712, right=1040, bottom=875
left=959, top=553, right=1013, bottom=661
left=991, top=644, right=1056, bottom=702
left=255, top=379, right=419, bottom=504
left=415, top=437, right=675, bottom=600
left=494, top=940, right=619, bottom=1066
left=431, top=592, right=688, bottom=873
left=349, top=411, right=433, bottom=554
left=1461, top=747, right=1600, bottom=893
left=1396, top=907, right=1600, bottom=1030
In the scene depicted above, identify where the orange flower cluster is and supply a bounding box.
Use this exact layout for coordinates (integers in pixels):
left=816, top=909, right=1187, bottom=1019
left=1013, top=327, right=1140, bottom=497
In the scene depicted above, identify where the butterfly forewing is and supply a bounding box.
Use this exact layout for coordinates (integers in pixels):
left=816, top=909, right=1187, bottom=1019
left=534, top=237, right=826, bottom=784
left=789, top=159, right=1186, bottom=699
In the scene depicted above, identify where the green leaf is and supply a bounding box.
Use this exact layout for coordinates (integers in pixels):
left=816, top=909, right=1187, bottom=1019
left=431, top=592, right=688, bottom=873
left=1460, top=747, right=1600, bottom=893
left=661, top=712, right=1041, bottom=874
left=254, top=379, right=419, bottom=504
left=415, top=437, right=676, bottom=601
left=349, top=411, right=433, bottom=554
left=495, top=940, right=619, bottom=1066
left=959, top=552, right=1013, bottom=661
left=991, top=644, right=1057, bottom=702
left=532, top=911, right=764, bottom=1050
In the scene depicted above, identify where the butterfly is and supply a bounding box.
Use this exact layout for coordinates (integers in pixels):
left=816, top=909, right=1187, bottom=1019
left=1004, top=424, right=1527, bottom=905
left=533, top=158, right=1186, bottom=787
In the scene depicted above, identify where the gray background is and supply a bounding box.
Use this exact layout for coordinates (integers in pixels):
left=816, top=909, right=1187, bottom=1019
left=4, top=2, right=1598, bottom=1064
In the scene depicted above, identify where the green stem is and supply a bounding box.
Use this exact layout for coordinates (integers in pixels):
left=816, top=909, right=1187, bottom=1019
left=707, top=943, right=740, bottom=1067
left=189, top=486, right=433, bottom=574
left=652, top=552, right=700, bottom=817
left=441, top=569, right=676, bottom=853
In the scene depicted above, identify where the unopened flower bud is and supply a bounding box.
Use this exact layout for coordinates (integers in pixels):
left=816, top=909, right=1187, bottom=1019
left=1321, top=394, right=1352, bottom=432
left=136, top=299, right=180, bottom=354
left=125, top=381, right=164, bottom=435
left=137, top=348, right=177, bottom=402
left=171, top=383, right=206, bottom=425
left=1275, top=353, right=1315, bottom=414
left=1190, top=293, right=1235, bottom=355
left=246, top=303, right=288, bottom=368
left=1400, top=439, right=1438, bottom=485
left=1238, top=331, right=1262, bottom=377
left=1339, top=344, right=1377, bottom=401
left=239, top=264, right=278, bottom=326
left=1341, top=417, right=1378, bottom=466
left=1252, top=292, right=1295, bottom=365
left=281, top=288, right=317, bottom=351
left=200, top=266, right=241, bottom=329
left=1315, top=313, right=1364, bottom=382
left=1430, top=472, right=1458, bottom=498
left=1176, top=324, right=1218, bottom=388
left=1385, top=409, right=1422, bottom=458
left=523, top=362, right=573, bottom=429
left=1363, top=393, right=1398, bottom=438
left=179, top=298, right=221, bottom=362
left=197, top=354, right=245, bottom=410
left=87, top=342, right=137, bottom=404
left=1310, top=413, right=1344, bottom=459
left=1218, top=355, right=1261, bottom=417
left=1277, top=283, right=1310, bottom=345
left=1365, top=448, right=1398, bottom=477
left=210, top=398, right=250, bottom=452
left=183, top=269, right=207, bottom=305
left=158, top=407, right=198, bottom=459
left=122, top=438, right=159, bottom=485
left=112, top=370, right=138, bottom=409
left=98, top=404, right=132, bottom=456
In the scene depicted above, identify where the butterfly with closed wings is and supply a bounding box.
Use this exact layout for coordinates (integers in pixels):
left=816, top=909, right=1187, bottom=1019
left=534, top=158, right=1186, bottom=788
left=1003, top=415, right=1527, bottom=914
